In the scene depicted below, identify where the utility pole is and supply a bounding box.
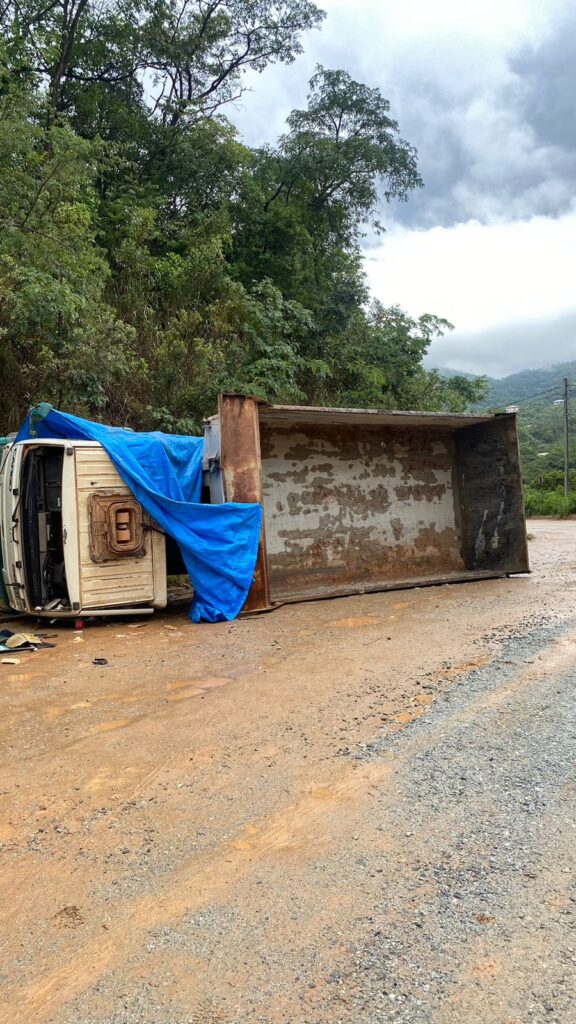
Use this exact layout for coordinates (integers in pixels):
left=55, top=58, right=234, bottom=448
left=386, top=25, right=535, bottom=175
left=564, top=377, right=570, bottom=497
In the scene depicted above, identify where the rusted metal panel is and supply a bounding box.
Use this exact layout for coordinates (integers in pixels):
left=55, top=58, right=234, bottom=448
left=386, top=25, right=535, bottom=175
left=455, top=414, right=529, bottom=574
left=217, top=394, right=271, bottom=612
left=261, top=422, right=465, bottom=602
left=258, top=405, right=497, bottom=429
left=212, top=396, right=529, bottom=611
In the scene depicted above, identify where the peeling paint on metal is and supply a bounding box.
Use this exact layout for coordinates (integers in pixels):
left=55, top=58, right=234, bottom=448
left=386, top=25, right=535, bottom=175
left=260, top=424, right=465, bottom=600
left=211, top=397, right=529, bottom=610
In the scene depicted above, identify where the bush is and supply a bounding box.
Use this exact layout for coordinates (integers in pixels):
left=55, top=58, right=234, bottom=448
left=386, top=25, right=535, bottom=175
left=524, top=488, right=576, bottom=517
left=528, top=469, right=576, bottom=492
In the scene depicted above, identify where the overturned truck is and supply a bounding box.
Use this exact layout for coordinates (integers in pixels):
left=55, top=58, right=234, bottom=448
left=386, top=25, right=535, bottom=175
left=204, top=395, right=529, bottom=613
left=0, top=397, right=529, bottom=620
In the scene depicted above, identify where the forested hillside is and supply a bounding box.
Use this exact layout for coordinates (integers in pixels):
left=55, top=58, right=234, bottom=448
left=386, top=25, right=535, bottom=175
left=0, top=0, right=485, bottom=432
left=441, top=360, right=576, bottom=486
left=476, top=361, right=576, bottom=411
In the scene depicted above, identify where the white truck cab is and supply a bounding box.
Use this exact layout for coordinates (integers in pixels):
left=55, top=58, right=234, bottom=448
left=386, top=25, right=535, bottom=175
left=0, top=439, right=167, bottom=618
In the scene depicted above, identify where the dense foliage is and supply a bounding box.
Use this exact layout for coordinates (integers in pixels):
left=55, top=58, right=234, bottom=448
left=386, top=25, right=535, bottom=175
left=523, top=488, right=576, bottom=518
left=0, top=0, right=486, bottom=431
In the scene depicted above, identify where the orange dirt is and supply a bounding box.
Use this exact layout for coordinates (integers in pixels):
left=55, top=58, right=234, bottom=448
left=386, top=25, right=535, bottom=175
left=0, top=519, right=575, bottom=1023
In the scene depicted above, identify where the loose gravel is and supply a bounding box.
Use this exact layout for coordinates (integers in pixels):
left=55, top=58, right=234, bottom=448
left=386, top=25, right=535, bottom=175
left=313, top=616, right=576, bottom=1024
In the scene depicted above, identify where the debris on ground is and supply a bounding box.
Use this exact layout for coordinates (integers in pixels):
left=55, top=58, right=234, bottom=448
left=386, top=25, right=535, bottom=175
left=0, top=629, right=55, bottom=653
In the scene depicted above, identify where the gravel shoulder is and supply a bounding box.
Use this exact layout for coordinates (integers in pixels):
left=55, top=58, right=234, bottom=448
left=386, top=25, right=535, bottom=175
left=1, top=519, right=576, bottom=1023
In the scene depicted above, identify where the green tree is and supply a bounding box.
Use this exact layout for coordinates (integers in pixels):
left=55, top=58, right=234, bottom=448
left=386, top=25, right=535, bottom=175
left=280, top=66, right=422, bottom=232
left=0, top=90, right=139, bottom=428
left=304, top=303, right=486, bottom=410
left=0, top=4, right=485, bottom=433
left=1, top=0, right=324, bottom=123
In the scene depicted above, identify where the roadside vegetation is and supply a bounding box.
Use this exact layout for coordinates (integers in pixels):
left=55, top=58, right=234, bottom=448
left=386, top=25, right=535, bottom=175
left=524, top=490, right=576, bottom=518
left=523, top=470, right=576, bottom=518
left=0, top=0, right=487, bottom=432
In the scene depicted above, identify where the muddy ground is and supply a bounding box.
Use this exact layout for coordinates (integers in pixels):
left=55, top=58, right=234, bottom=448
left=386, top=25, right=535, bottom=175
left=1, top=519, right=576, bottom=1024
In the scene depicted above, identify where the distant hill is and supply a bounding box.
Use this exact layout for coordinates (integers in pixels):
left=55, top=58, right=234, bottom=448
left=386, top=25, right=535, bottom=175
left=475, top=360, right=576, bottom=410
left=436, top=361, right=576, bottom=483
left=434, top=360, right=576, bottom=408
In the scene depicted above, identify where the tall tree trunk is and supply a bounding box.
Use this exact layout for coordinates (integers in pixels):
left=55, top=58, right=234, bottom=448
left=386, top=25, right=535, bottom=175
left=48, top=0, right=89, bottom=118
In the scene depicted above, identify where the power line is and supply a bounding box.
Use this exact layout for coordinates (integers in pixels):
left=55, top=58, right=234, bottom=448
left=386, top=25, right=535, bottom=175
left=491, top=383, right=576, bottom=408
left=495, top=386, right=563, bottom=407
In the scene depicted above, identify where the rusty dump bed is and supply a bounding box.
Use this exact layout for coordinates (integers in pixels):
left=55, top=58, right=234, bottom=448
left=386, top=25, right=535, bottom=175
left=206, top=395, right=529, bottom=613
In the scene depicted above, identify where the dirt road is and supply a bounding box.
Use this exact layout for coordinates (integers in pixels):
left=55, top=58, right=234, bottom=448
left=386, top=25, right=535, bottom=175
left=1, top=519, right=576, bottom=1024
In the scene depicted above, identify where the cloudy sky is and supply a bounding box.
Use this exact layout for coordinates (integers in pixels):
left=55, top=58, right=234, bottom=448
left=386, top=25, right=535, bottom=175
left=231, top=0, right=576, bottom=378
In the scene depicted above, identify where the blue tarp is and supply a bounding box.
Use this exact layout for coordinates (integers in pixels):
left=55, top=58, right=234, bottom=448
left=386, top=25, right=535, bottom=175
left=16, top=405, right=262, bottom=622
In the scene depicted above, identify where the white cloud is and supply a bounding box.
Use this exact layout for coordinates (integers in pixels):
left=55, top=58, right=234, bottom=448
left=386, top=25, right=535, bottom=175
left=365, top=209, right=576, bottom=333
left=425, top=311, right=576, bottom=377
left=234, top=0, right=575, bottom=224
left=365, top=210, right=576, bottom=374
left=230, top=0, right=576, bottom=376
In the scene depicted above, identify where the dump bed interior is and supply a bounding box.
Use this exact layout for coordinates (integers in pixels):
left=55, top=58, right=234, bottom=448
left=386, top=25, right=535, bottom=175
left=257, top=406, right=528, bottom=604
left=215, top=396, right=529, bottom=611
